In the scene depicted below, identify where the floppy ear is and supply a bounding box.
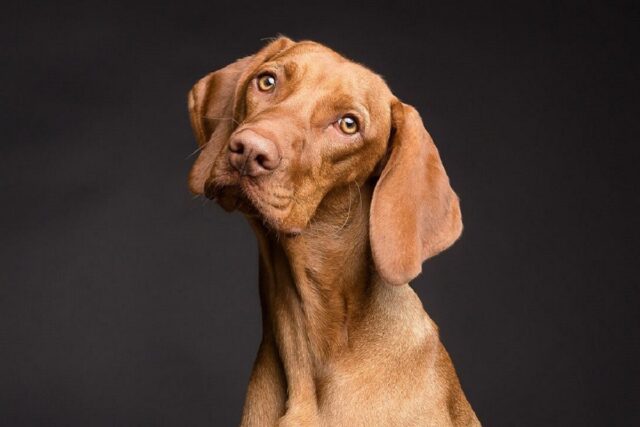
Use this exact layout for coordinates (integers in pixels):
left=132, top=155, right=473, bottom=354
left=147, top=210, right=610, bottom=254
left=370, top=101, right=463, bottom=286
left=188, top=36, right=294, bottom=194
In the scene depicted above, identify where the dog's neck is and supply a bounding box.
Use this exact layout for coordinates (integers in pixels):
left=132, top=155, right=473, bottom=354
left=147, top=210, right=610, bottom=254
left=249, top=182, right=374, bottom=389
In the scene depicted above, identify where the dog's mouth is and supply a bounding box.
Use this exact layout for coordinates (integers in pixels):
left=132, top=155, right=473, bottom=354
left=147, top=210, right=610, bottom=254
left=204, top=177, right=300, bottom=235
left=205, top=184, right=256, bottom=214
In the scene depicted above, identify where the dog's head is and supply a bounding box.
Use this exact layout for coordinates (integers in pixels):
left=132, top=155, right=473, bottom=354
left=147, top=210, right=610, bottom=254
left=188, top=37, right=462, bottom=285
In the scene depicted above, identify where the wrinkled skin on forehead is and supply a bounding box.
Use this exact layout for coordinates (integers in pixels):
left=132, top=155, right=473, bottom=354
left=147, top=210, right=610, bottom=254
left=200, top=41, right=395, bottom=234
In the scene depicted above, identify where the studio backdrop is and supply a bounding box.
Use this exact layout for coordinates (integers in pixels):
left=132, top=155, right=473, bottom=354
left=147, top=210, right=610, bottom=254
left=2, top=1, right=638, bottom=426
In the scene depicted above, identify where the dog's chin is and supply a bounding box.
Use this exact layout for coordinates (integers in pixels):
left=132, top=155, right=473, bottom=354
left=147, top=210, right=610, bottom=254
left=205, top=183, right=302, bottom=237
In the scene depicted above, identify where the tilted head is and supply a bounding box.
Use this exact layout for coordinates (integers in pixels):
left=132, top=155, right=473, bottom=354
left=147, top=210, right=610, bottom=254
left=188, top=37, right=462, bottom=285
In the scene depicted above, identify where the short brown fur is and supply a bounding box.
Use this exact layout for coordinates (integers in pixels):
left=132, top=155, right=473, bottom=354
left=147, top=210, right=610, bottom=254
left=188, top=37, right=479, bottom=426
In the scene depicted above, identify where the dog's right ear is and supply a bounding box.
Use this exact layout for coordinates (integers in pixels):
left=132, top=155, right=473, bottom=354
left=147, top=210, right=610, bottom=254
left=188, top=37, right=294, bottom=194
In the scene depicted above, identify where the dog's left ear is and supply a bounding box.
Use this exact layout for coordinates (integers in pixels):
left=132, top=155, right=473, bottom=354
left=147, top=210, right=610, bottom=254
left=188, top=36, right=294, bottom=194
left=370, top=101, right=463, bottom=286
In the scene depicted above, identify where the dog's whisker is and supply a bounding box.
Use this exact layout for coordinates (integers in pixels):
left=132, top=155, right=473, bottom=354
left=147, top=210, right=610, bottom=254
left=186, top=144, right=206, bottom=159
left=354, top=180, right=363, bottom=211
left=336, top=183, right=353, bottom=233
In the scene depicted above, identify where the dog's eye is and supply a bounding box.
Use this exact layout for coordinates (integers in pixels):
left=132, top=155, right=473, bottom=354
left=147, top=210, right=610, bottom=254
left=257, top=73, right=276, bottom=91
left=338, top=115, right=359, bottom=135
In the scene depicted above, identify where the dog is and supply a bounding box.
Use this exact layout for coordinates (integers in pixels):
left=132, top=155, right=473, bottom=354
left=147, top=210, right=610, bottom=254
left=187, top=37, right=480, bottom=426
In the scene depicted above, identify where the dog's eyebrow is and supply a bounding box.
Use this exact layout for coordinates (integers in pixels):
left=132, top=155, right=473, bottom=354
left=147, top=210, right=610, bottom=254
left=327, top=93, right=360, bottom=109
left=259, top=60, right=301, bottom=82
left=309, top=92, right=370, bottom=130
left=283, top=61, right=298, bottom=79
left=327, top=94, right=369, bottom=125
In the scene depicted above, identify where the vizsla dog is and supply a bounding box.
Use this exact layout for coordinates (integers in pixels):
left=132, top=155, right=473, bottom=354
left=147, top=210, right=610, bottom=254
left=188, top=37, right=480, bottom=426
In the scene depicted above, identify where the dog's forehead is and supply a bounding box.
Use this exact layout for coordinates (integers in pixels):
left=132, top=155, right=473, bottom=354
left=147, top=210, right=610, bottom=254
left=274, top=43, right=391, bottom=94
left=269, top=44, right=393, bottom=120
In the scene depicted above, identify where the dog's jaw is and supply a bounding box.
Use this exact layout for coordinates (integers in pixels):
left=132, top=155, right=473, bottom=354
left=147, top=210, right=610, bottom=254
left=204, top=173, right=307, bottom=236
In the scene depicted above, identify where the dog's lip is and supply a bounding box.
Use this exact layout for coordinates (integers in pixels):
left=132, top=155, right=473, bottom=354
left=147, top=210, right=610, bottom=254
left=213, top=193, right=303, bottom=237
left=204, top=178, right=299, bottom=234
left=203, top=182, right=222, bottom=200
left=203, top=179, right=252, bottom=212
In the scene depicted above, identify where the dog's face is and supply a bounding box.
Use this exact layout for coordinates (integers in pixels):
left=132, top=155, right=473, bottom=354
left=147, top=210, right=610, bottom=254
left=188, top=37, right=462, bottom=285
left=193, top=40, right=394, bottom=234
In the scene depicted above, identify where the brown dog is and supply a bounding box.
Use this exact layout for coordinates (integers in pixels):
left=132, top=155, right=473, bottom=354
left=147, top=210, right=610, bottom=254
left=188, top=37, right=480, bottom=426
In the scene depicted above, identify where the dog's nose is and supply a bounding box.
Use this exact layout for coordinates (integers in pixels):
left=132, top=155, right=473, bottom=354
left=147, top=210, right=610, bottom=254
left=228, top=130, right=281, bottom=177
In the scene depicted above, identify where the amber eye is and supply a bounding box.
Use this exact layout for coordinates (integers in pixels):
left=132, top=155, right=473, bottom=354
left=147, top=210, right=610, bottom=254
left=338, top=115, right=359, bottom=134
left=257, top=73, right=276, bottom=91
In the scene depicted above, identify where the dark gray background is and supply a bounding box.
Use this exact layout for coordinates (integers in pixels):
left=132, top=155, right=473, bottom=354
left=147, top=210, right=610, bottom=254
left=2, top=1, right=638, bottom=425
